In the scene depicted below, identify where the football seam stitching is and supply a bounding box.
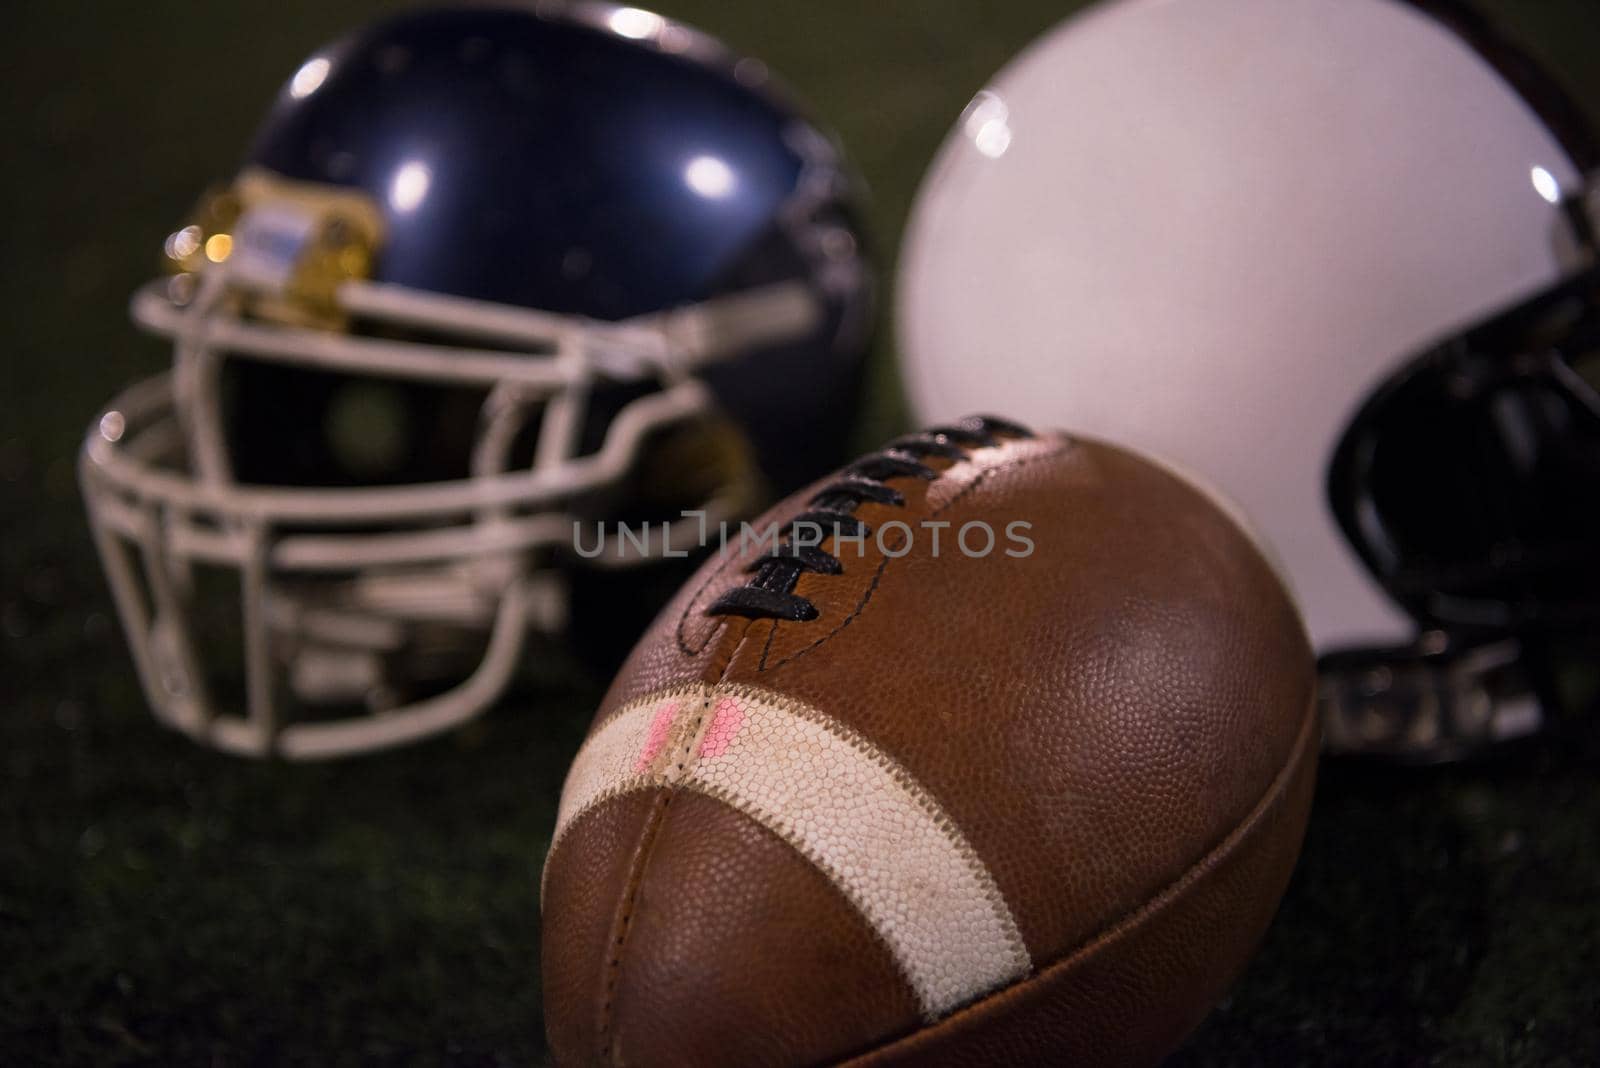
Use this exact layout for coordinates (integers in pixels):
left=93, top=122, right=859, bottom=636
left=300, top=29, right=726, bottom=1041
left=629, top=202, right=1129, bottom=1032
left=592, top=617, right=756, bottom=1063
left=541, top=681, right=712, bottom=905
left=594, top=787, right=674, bottom=1064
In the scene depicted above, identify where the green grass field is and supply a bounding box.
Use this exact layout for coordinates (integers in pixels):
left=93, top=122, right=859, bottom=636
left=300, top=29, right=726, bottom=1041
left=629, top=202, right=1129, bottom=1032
left=4, top=1, right=1600, bottom=1063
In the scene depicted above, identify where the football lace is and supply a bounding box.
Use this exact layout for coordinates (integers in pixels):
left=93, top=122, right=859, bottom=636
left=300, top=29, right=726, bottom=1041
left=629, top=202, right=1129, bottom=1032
left=707, top=415, right=1034, bottom=622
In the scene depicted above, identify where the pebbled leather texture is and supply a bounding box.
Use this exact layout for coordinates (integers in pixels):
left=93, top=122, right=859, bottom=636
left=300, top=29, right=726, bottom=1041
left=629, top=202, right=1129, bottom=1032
left=542, top=426, right=1317, bottom=1066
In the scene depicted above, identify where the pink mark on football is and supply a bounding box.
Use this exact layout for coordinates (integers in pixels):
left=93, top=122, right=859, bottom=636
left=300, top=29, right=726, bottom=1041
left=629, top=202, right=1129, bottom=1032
left=698, top=697, right=746, bottom=759
left=634, top=700, right=681, bottom=773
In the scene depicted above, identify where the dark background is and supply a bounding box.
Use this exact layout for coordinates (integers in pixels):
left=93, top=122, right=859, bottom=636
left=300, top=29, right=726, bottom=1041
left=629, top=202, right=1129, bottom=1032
left=4, top=1, right=1599, bottom=1063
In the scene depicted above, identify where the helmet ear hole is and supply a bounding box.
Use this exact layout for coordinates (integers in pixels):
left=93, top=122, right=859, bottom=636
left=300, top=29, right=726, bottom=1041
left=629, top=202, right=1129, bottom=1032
left=619, top=414, right=764, bottom=524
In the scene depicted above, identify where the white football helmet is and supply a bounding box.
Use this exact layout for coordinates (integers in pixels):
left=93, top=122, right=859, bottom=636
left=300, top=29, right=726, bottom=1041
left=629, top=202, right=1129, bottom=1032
left=899, top=0, right=1600, bottom=760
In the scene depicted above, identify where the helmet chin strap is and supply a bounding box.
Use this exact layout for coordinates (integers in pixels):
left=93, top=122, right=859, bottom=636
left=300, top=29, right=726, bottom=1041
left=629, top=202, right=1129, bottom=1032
left=1318, top=634, right=1545, bottom=763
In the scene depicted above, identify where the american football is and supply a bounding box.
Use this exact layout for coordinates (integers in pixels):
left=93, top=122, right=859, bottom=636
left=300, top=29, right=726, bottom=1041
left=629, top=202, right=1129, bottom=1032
left=8, top=0, right=1600, bottom=1061
left=541, top=417, right=1317, bottom=1065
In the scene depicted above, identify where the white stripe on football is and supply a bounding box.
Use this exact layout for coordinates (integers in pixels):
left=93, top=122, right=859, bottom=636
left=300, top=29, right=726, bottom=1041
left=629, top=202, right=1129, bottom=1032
left=548, top=682, right=1030, bottom=1018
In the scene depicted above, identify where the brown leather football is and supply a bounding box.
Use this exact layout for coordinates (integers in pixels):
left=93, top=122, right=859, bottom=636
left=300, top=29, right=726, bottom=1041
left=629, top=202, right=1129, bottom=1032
left=541, top=417, right=1317, bottom=1066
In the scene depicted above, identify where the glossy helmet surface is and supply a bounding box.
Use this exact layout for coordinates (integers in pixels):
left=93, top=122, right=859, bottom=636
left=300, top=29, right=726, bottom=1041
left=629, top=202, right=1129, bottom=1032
left=81, top=2, right=872, bottom=759
left=898, top=0, right=1600, bottom=761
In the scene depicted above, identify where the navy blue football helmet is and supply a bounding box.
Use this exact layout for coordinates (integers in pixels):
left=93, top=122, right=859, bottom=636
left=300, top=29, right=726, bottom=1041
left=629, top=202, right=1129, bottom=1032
left=80, top=3, right=873, bottom=758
